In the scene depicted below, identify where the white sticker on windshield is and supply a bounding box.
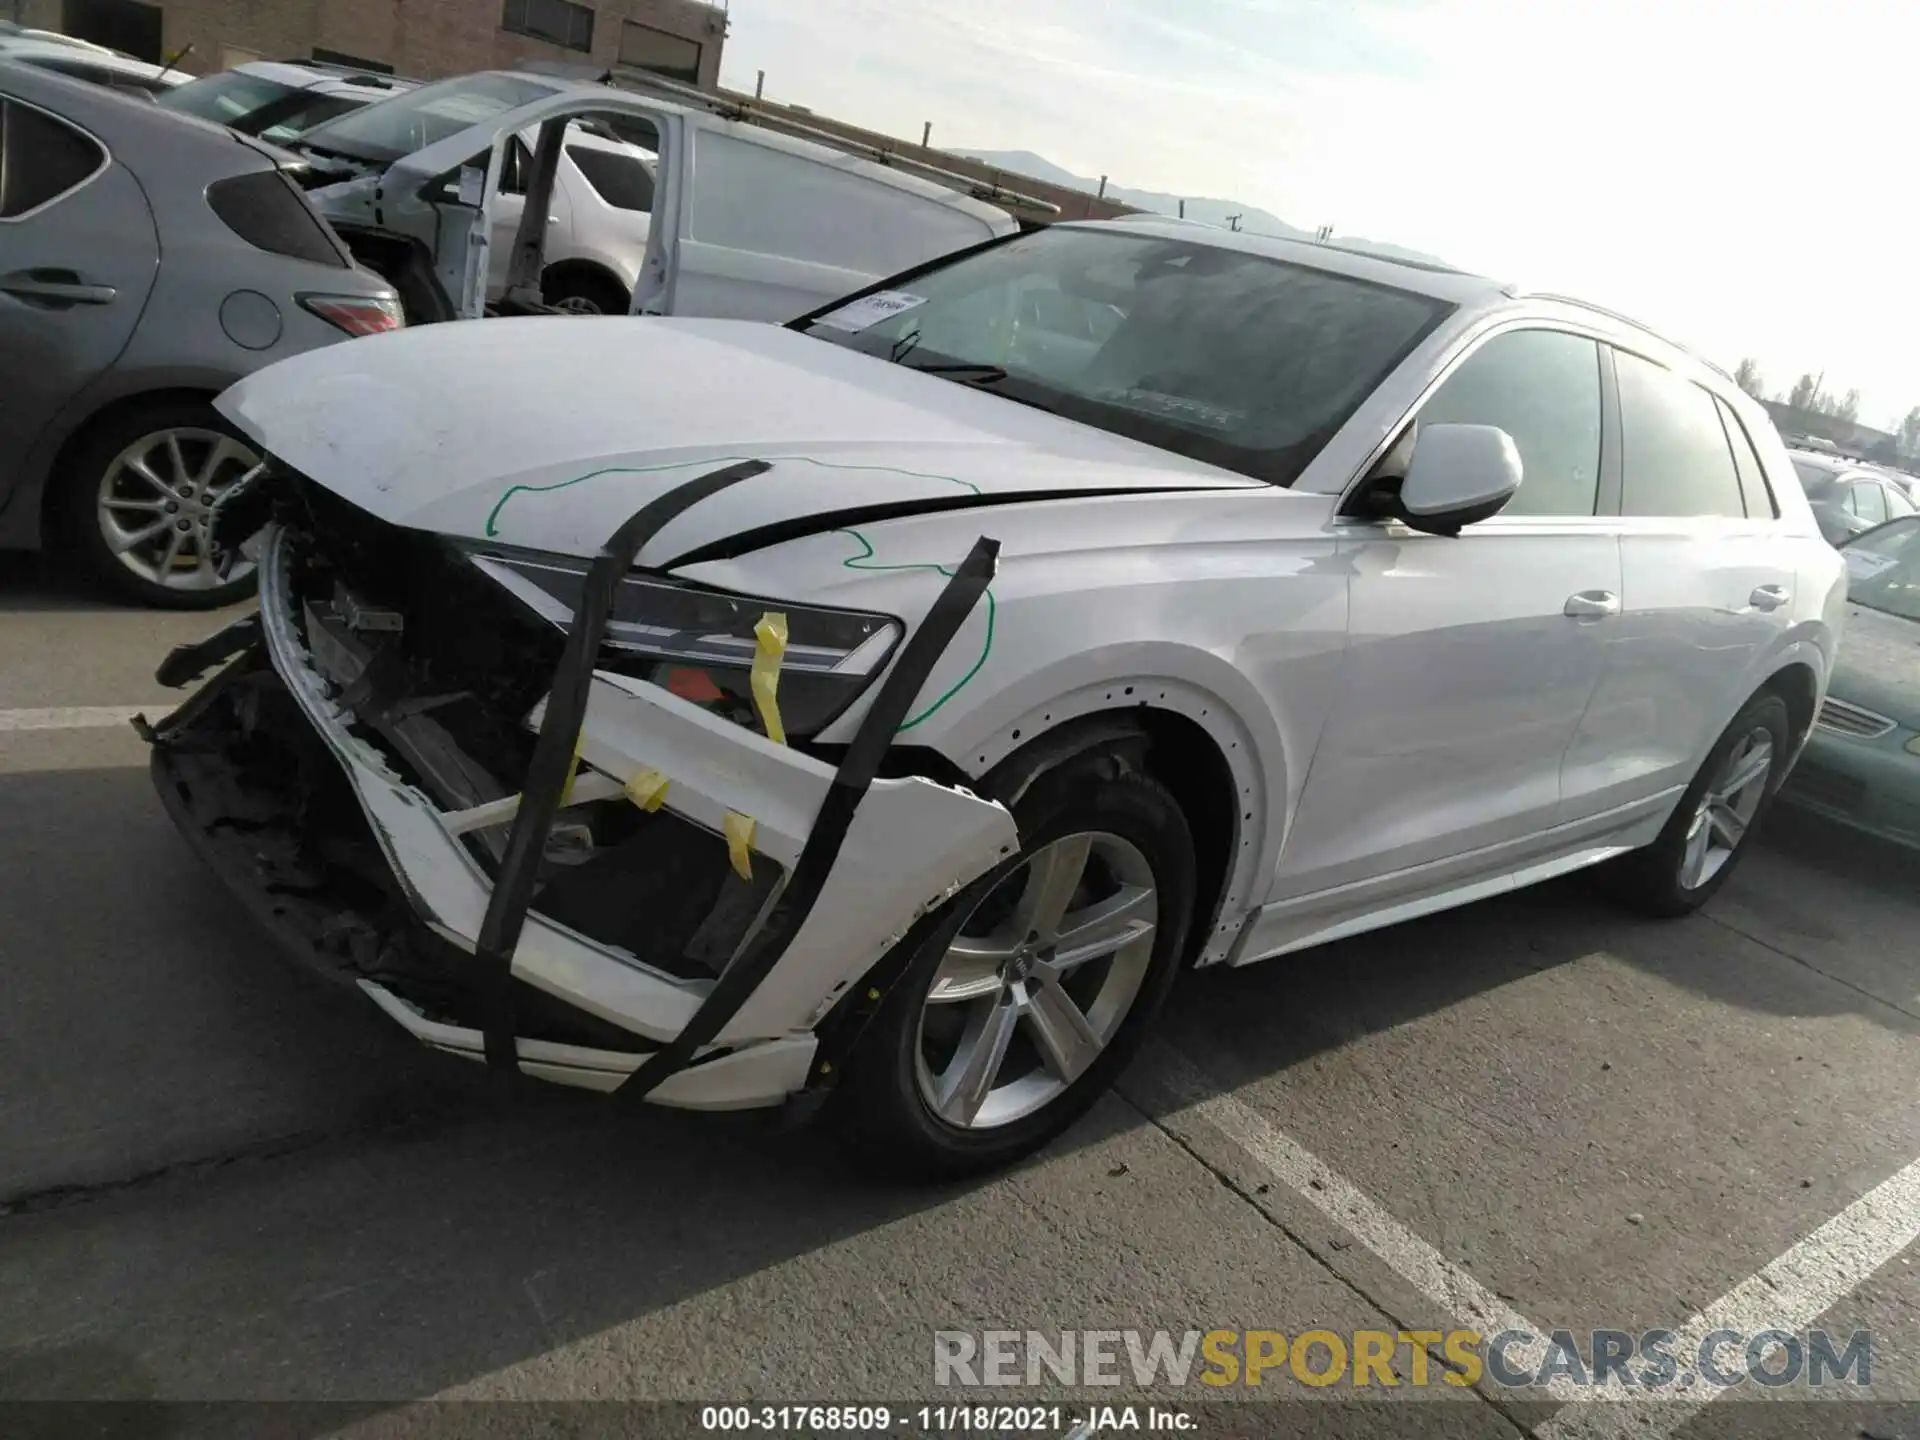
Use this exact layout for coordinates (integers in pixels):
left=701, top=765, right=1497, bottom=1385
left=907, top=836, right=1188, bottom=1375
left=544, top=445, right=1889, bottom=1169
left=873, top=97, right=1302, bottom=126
left=815, top=290, right=928, bottom=332
left=457, top=165, right=485, bottom=206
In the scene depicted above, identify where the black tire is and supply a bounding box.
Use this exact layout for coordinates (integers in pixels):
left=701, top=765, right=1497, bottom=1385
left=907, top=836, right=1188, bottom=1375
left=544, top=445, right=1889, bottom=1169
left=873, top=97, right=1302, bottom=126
left=1596, top=691, right=1792, bottom=917
left=57, top=399, right=260, bottom=610
left=834, top=750, right=1197, bottom=1179
left=542, top=268, right=631, bottom=317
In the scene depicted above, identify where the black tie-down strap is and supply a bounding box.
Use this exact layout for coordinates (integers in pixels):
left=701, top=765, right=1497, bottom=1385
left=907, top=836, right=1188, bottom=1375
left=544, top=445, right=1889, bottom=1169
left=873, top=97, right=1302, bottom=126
left=473, top=459, right=771, bottom=1070
left=471, top=453, right=1001, bottom=1093
left=616, top=533, right=999, bottom=1104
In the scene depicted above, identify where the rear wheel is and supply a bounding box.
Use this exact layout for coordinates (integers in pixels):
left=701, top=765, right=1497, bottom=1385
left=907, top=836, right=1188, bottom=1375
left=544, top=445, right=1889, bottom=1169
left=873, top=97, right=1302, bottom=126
left=542, top=268, right=631, bottom=316
left=59, top=400, right=262, bottom=609
left=836, top=751, right=1196, bottom=1178
left=1598, top=691, right=1790, bottom=916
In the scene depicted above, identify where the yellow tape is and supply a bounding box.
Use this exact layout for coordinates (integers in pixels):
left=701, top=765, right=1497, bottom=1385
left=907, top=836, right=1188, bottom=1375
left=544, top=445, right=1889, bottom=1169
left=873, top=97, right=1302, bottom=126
left=723, top=811, right=756, bottom=880
left=751, top=611, right=788, bottom=746
left=623, top=768, right=669, bottom=812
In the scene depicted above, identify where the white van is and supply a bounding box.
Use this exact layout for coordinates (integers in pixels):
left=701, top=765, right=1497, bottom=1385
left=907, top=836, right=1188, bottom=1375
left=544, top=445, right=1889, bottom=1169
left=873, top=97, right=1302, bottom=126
left=289, top=71, right=1019, bottom=324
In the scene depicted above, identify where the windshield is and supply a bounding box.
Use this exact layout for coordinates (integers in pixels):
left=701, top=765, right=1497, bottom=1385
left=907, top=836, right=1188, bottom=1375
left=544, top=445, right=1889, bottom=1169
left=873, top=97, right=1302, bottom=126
left=799, top=227, right=1452, bottom=486
left=160, top=72, right=302, bottom=127
left=1842, top=517, right=1920, bottom=621
left=160, top=72, right=372, bottom=141
left=1791, top=459, right=1837, bottom=494
left=295, top=73, right=556, bottom=163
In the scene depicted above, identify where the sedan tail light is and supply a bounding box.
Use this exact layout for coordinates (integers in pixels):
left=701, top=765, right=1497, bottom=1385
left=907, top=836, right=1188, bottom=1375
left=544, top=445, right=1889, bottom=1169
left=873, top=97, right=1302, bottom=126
left=300, top=294, right=405, bottom=337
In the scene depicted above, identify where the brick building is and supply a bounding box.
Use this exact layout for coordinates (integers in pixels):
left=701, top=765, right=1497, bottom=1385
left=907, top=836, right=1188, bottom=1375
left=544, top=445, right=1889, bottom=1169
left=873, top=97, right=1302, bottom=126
left=8, top=0, right=726, bottom=85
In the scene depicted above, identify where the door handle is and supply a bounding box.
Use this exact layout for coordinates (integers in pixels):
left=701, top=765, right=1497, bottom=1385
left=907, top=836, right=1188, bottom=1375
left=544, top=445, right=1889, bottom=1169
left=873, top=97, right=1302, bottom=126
left=1564, top=590, right=1620, bottom=619
left=0, top=269, right=117, bottom=306
left=1748, top=584, right=1791, bottom=612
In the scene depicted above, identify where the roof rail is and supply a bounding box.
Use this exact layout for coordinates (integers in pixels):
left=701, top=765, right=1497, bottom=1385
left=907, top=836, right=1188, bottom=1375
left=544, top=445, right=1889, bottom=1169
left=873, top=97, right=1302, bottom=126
left=578, top=64, right=1061, bottom=220
left=1525, top=291, right=1735, bottom=382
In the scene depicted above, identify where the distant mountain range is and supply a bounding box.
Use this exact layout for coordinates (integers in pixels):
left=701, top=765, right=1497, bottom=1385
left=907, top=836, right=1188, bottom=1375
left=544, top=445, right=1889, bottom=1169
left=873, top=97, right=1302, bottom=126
left=954, top=149, right=1451, bottom=268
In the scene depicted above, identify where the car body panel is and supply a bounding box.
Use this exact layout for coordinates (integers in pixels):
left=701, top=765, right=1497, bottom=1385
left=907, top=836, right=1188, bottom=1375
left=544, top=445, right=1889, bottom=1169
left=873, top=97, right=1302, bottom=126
left=211, top=314, right=1263, bottom=559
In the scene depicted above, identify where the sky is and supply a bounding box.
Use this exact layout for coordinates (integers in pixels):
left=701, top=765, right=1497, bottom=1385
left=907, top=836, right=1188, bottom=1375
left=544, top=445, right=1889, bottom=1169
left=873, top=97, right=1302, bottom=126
left=720, top=0, right=1920, bottom=430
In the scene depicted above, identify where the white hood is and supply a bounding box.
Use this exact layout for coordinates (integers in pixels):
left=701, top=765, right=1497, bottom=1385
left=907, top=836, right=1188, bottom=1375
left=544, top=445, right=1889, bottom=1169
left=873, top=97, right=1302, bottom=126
left=216, top=317, right=1258, bottom=565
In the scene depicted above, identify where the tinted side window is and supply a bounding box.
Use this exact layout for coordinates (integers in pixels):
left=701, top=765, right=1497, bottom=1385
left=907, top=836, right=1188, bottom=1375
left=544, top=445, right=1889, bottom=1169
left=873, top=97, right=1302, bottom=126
left=205, top=171, right=345, bottom=268
left=1850, top=483, right=1888, bottom=525
left=1414, top=329, right=1601, bottom=516
left=1714, top=398, right=1777, bottom=518
left=1614, top=349, right=1747, bottom=518
left=0, top=98, right=104, bottom=218
left=566, top=145, right=654, bottom=212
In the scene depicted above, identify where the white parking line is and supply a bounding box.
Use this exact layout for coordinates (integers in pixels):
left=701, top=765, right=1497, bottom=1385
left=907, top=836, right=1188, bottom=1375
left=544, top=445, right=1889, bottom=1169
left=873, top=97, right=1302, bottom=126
left=0, top=706, right=160, bottom=732
left=1151, top=1045, right=1920, bottom=1430
left=1538, top=1153, right=1920, bottom=1440
left=1146, top=1045, right=1581, bottom=1399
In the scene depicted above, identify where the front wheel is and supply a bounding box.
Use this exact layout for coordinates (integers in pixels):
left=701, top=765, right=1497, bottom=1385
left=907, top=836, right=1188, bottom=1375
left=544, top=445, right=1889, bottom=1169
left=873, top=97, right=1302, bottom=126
left=835, top=753, right=1197, bottom=1179
left=1597, top=691, right=1791, bottom=916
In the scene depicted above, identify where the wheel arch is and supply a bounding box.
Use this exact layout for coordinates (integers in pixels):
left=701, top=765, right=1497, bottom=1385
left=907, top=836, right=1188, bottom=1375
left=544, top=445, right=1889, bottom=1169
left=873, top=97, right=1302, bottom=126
left=928, top=669, right=1279, bottom=968
left=1761, top=657, right=1821, bottom=754
left=542, top=257, right=634, bottom=309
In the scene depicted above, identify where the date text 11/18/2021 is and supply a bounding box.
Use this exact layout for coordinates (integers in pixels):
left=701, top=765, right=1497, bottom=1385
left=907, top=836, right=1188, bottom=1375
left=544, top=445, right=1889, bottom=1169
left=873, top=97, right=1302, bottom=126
left=699, top=1404, right=1197, bottom=1432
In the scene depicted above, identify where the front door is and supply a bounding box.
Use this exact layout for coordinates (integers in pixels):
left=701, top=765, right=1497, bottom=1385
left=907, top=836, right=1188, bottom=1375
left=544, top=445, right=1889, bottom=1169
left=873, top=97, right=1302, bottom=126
left=1268, top=327, right=1621, bottom=905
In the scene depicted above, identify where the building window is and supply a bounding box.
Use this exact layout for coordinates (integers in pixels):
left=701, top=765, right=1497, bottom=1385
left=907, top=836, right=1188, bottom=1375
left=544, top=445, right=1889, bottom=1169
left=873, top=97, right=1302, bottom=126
left=60, top=0, right=163, bottom=62
left=502, top=0, right=594, bottom=53
left=312, top=47, right=394, bottom=74
left=617, top=20, right=701, bottom=82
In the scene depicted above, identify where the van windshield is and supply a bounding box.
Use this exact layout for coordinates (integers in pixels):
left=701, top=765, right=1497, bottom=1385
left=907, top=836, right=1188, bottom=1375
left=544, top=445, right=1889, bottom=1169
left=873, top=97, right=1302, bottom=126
left=297, top=73, right=557, bottom=163
left=799, top=227, right=1451, bottom=487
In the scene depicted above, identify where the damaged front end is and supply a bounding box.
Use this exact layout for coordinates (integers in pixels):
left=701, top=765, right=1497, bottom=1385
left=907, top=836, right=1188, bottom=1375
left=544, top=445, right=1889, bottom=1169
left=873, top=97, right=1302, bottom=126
left=146, top=463, right=1016, bottom=1109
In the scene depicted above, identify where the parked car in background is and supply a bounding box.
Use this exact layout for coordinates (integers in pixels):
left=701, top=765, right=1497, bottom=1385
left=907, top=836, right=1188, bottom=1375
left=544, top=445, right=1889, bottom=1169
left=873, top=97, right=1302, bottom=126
left=1788, top=449, right=1918, bottom=546
left=0, top=34, right=186, bottom=96
left=1781, top=516, right=1920, bottom=848
left=280, top=70, right=1017, bottom=324
left=150, top=220, right=1842, bottom=1175
left=158, top=59, right=411, bottom=145
left=502, top=120, right=658, bottom=315
left=0, top=62, right=401, bottom=607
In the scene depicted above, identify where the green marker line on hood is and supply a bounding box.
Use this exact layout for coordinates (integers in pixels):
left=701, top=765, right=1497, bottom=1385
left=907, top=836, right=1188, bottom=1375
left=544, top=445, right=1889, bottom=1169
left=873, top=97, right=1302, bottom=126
left=836, top=528, right=995, bottom=732
left=484, top=455, right=983, bottom=538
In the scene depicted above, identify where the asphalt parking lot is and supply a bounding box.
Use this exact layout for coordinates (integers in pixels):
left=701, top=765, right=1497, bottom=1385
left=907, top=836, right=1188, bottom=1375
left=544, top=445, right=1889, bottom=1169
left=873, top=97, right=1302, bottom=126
left=3, top=552, right=1918, bottom=1440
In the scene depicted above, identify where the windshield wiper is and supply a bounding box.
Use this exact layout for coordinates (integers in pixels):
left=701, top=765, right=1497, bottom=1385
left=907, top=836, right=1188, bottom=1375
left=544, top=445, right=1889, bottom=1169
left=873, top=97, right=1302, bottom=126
left=902, top=362, right=1009, bottom=380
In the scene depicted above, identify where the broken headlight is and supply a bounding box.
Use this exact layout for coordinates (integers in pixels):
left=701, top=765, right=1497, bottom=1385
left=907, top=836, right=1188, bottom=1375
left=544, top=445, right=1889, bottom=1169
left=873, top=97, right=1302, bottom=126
left=467, top=549, right=902, bottom=740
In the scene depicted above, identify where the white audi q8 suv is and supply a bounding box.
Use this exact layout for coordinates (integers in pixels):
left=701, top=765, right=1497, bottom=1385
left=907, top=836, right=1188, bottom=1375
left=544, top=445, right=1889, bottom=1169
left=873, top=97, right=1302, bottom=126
left=146, top=219, right=1844, bottom=1175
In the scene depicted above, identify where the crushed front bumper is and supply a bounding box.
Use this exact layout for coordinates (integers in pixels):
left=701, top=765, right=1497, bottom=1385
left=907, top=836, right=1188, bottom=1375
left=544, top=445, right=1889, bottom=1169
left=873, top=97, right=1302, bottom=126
left=147, top=519, right=1015, bottom=1109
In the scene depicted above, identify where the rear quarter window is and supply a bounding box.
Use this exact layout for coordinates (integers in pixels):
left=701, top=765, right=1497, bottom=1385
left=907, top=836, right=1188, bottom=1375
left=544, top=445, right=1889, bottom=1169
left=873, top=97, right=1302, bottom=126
left=566, top=144, right=653, bottom=212
left=0, top=97, right=104, bottom=218
left=1713, top=398, right=1778, bottom=518
left=204, top=170, right=345, bottom=267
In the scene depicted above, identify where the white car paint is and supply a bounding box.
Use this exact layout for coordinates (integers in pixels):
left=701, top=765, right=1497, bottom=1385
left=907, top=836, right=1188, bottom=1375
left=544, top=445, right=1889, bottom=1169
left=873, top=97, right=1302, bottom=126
left=207, top=218, right=1844, bottom=1108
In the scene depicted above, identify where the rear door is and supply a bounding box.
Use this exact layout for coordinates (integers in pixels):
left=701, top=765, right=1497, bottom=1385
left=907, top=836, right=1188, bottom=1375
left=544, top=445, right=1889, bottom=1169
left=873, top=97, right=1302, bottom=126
left=1272, top=326, right=1622, bottom=901
left=0, top=94, right=157, bottom=501
left=1568, top=348, right=1798, bottom=814
left=662, top=123, right=1008, bottom=321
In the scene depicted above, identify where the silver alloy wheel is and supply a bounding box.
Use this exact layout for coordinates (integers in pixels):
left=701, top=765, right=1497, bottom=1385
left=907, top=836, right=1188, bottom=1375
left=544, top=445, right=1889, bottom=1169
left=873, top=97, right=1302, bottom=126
left=552, top=294, right=605, bottom=315
left=915, top=830, right=1159, bottom=1131
left=96, top=427, right=263, bottom=592
left=1679, top=726, right=1774, bottom=889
